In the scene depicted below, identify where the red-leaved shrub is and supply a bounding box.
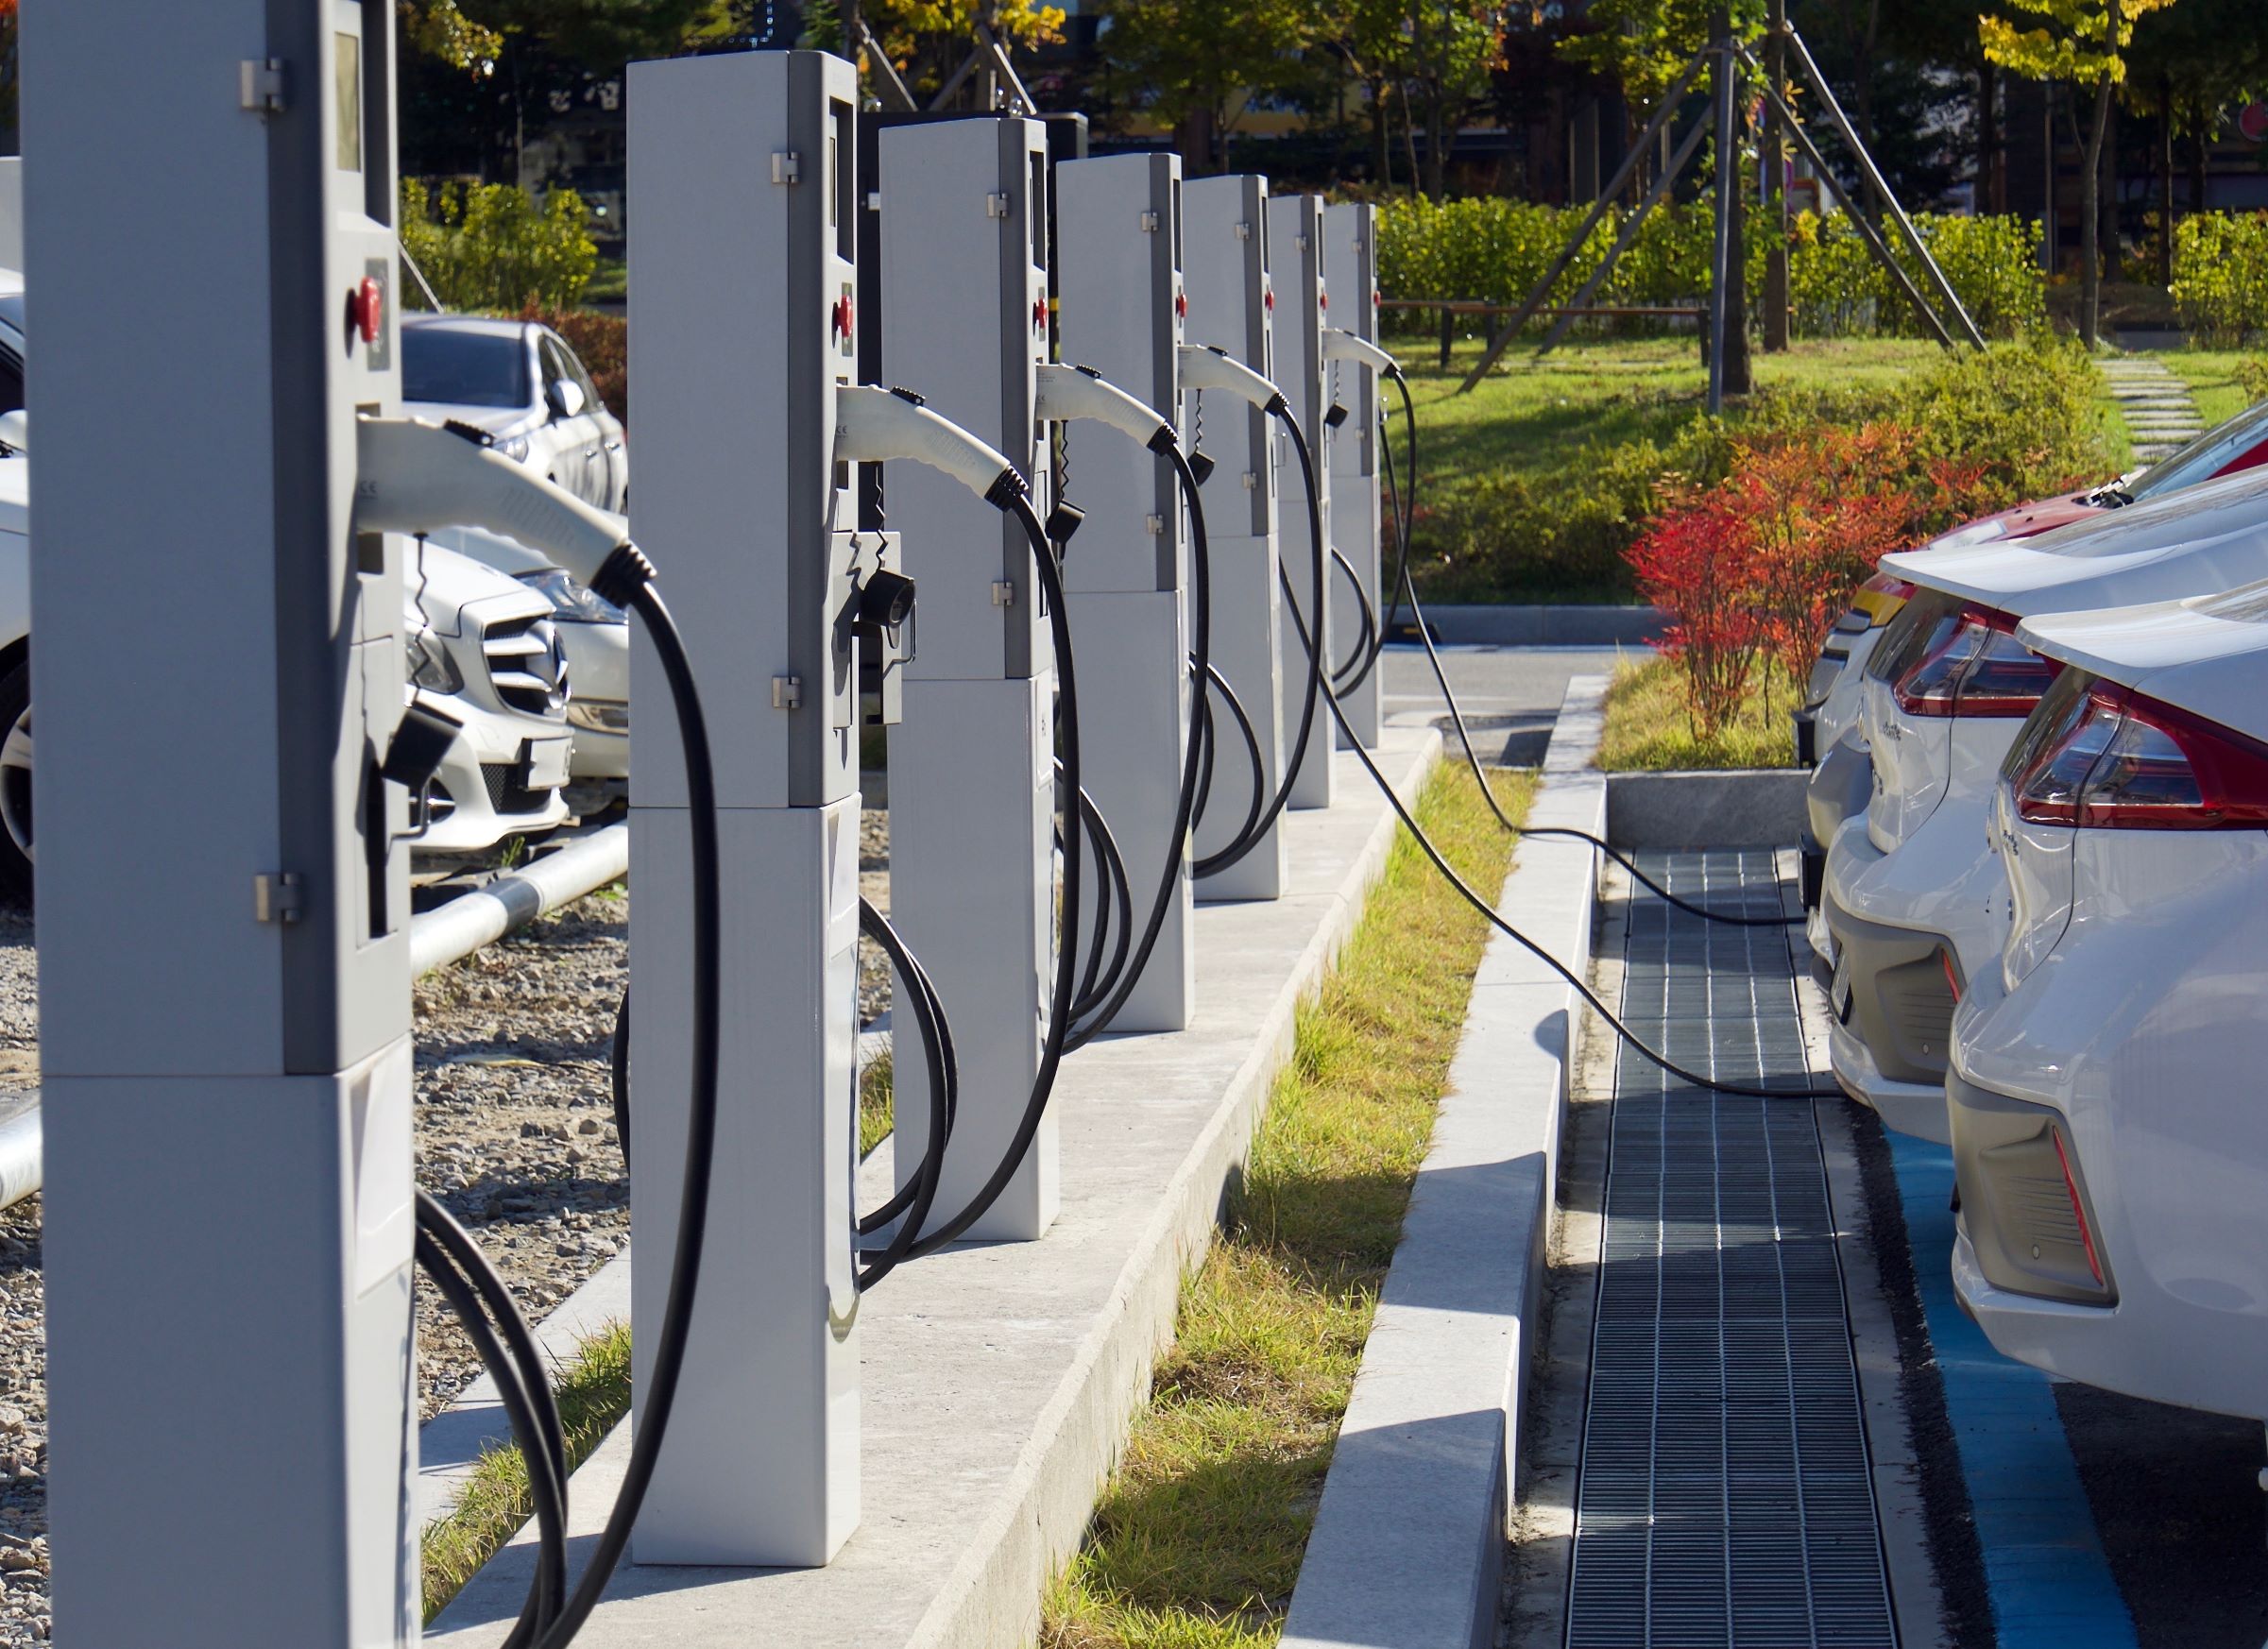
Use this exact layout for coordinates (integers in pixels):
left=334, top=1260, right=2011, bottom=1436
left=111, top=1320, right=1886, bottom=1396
left=1628, top=420, right=1999, bottom=739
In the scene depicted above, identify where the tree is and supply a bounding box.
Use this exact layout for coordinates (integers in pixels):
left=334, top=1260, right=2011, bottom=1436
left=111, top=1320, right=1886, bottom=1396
left=1980, top=0, right=2179, bottom=349
left=1094, top=0, right=1317, bottom=172
left=817, top=0, right=1067, bottom=107
left=1558, top=0, right=1764, bottom=201
left=2126, top=0, right=2268, bottom=277
left=1403, top=0, right=1504, bottom=200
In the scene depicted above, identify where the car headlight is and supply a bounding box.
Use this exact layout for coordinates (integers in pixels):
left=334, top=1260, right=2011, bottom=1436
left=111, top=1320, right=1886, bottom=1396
left=517, top=568, right=625, bottom=624
left=494, top=433, right=531, bottom=463
left=1928, top=517, right=2010, bottom=552
left=404, top=631, right=464, bottom=695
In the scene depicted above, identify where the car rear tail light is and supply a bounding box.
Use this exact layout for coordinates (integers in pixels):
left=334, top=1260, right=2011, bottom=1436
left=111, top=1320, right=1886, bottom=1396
left=2009, top=674, right=2268, bottom=829
left=1891, top=604, right=2059, bottom=719
left=2050, top=1127, right=2106, bottom=1289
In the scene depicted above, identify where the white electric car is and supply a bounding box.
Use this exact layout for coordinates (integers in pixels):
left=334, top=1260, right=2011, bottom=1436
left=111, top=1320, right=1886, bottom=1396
left=402, top=314, right=626, bottom=513
left=1821, top=463, right=2268, bottom=1142
left=422, top=522, right=628, bottom=817
left=1947, top=583, right=2268, bottom=1419
left=1800, top=398, right=2268, bottom=915
left=405, top=541, right=573, bottom=869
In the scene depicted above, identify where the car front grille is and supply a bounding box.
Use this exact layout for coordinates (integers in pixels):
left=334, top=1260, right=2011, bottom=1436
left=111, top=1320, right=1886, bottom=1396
left=482, top=763, right=554, bottom=816
left=481, top=614, right=570, bottom=718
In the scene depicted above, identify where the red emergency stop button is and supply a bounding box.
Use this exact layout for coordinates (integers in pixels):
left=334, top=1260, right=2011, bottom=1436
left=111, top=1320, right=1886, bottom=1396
left=1263, top=286, right=1274, bottom=313
left=354, top=276, right=384, bottom=346
left=1032, top=297, right=1049, bottom=333
left=1320, top=290, right=1329, bottom=313
left=1174, top=290, right=1187, bottom=318
left=832, top=294, right=855, bottom=340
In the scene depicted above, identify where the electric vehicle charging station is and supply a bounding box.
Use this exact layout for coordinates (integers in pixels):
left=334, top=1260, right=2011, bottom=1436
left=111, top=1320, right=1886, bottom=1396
left=1054, top=150, right=1195, bottom=1032
left=1323, top=200, right=1384, bottom=748
left=32, top=3, right=427, bottom=1640
left=626, top=46, right=886, bottom=1565
left=1267, top=193, right=1336, bottom=810
left=876, top=114, right=1062, bottom=1242
left=1181, top=173, right=1287, bottom=901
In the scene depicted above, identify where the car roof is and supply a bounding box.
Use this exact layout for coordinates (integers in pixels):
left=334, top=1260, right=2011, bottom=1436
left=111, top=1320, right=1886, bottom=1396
left=401, top=314, right=530, bottom=342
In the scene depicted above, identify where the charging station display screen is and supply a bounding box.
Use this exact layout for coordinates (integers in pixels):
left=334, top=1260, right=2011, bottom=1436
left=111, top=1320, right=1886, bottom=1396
left=335, top=33, right=363, bottom=172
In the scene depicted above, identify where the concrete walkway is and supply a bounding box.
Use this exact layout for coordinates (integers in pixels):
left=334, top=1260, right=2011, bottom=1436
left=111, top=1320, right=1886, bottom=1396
left=2098, top=356, right=2203, bottom=463
left=431, top=730, right=1441, bottom=1649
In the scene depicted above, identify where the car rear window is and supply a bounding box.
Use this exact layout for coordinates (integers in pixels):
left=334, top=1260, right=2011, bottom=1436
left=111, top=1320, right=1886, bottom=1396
left=2129, top=399, right=2268, bottom=499
left=402, top=327, right=529, bottom=410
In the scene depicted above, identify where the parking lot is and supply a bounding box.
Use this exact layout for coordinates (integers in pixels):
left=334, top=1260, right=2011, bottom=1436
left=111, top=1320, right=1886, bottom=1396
left=1504, top=843, right=2268, bottom=1649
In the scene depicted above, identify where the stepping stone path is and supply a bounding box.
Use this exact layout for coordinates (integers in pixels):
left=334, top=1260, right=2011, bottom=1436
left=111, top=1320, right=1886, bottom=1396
left=2098, top=356, right=2204, bottom=462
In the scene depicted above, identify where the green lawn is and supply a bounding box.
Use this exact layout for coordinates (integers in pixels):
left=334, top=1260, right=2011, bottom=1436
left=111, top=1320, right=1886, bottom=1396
left=1397, top=334, right=1946, bottom=512
left=1597, top=654, right=1798, bottom=772
left=2152, top=347, right=2259, bottom=433
left=1043, top=763, right=1530, bottom=1649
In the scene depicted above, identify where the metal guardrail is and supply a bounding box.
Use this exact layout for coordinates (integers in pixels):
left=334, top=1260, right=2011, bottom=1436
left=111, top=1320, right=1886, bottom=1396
left=0, top=822, right=633, bottom=1215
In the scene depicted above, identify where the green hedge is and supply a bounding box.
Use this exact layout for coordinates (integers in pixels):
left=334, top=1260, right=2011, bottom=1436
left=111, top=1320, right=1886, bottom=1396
left=401, top=179, right=599, bottom=314
left=1409, top=336, right=2106, bottom=602
left=2172, top=212, right=2268, bottom=342
left=1377, top=199, right=2044, bottom=341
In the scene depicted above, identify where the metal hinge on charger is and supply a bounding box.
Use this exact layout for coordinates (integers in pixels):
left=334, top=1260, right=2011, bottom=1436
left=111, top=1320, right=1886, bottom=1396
left=254, top=873, right=303, bottom=925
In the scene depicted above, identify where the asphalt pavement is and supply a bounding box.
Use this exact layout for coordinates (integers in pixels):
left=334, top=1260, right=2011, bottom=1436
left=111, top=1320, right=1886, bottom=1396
left=1379, top=642, right=1629, bottom=765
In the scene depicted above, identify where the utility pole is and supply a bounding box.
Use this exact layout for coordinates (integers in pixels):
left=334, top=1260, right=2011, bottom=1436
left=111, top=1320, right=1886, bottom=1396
left=1763, top=0, right=1790, bottom=351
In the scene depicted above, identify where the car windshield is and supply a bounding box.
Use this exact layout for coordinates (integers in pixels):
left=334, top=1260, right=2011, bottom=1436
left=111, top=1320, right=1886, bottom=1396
left=2128, top=400, right=2268, bottom=501
left=0, top=296, right=23, bottom=339
left=402, top=326, right=529, bottom=410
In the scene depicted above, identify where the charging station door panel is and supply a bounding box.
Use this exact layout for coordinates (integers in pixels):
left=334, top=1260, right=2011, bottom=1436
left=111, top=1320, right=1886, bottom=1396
left=1053, top=150, right=1195, bottom=1029
left=1182, top=174, right=1286, bottom=901
left=627, top=47, right=865, bottom=1567
left=878, top=116, right=1051, bottom=686
left=34, top=2, right=418, bottom=1640
left=1269, top=195, right=1334, bottom=810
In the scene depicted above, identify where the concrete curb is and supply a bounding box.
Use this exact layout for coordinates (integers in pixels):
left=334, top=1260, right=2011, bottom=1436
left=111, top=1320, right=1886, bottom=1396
left=431, top=730, right=1442, bottom=1649
left=1280, top=676, right=1608, bottom=1649
left=1605, top=766, right=1806, bottom=849
left=1410, top=604, right=1663, bottom=648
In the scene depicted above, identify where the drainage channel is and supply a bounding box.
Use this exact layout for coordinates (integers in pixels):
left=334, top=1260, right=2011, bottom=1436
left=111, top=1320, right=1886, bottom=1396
left=1565, top=849, right=1898, bottom=1649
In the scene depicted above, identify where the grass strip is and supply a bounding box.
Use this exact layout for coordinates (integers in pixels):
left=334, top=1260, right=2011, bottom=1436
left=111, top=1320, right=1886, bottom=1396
left=420, top=1319, right=633, bottom=1624
left=1041, top=761, right=1535, bottom=1649
left=1596, top=653, right=1797, bottom=772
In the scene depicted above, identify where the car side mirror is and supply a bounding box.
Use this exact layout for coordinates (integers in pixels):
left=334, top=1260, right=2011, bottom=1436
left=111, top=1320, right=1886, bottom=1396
left=0, top=410, right=27, bottom=455
left=545, top=378, right=587, bottom=421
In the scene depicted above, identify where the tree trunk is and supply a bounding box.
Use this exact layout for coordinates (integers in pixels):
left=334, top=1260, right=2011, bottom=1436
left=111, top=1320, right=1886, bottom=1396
left=1763, top=0, right=1789, bottom=351
left=2099, top=94, right=2119, bottom=286
left=1371, top=80, right=1391, bottom=190
left=2081, top=73, right=2112, bottom=349
left=1978, top=60, right=2002, bottom=214
left=1853, top=0, right=1882, bottom=217
left=2188, top=121, right=2208, bottom=220
left=1424, top=83, right=1448, bottom=202
left=2158, top=77, right=2174, bottom=287
left=1177, top=106, right=1216, bottom=177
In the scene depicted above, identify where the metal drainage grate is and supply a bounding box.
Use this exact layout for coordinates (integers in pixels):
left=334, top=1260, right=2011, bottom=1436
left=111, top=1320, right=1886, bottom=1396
left=1565, top=850, right=1897, bottom=1649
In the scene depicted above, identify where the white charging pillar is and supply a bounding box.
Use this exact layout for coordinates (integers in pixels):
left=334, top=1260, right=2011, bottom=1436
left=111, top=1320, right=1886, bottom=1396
left=33, top=3, right=418, bottom=1641
left=1324, top=200, right=1385, bottom=748
left=878, top=116, right=1060, bottom=1239
left=1054, top=151, right=1193, bottom=1031
left=1268, top=194, right=1335, bottom=809
left=628, top=47, right=885, bottom=1564
left=1182, top=174, right=1286, bottom=900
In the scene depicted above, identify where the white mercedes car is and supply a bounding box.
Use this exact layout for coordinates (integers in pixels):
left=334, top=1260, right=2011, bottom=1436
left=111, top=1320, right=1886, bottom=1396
left=1821, top=463, right=2268, bottom=1141
left=401, top=314, right=625, bottom=513
left=1948, top=582, right=2268, bottom=1420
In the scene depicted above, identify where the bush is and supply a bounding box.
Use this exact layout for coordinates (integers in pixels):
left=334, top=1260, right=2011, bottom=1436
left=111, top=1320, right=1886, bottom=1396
left=1405, top=338, right=2106, bottom=604
left=401, top=179, right=599, bottom=313
left=1378, top=198, right=2044, bottom=341
left=2238, top=358, right=2268, bottom=404
left=2172, top=212, right=2268, bottom=342
left=1626, top=418, right=2004, bottom=741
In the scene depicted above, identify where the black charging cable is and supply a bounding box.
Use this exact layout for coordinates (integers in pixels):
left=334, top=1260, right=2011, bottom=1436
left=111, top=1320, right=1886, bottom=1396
left=853, top=895, right=958, bottom=1291
left=1270, top=524, right=1838, bottom=1102
left=412, top=554, right=728, bottom=1649
left=1373, top=370, right=1799, bottom=930
left=880, top=481, right=1086, bottom=1259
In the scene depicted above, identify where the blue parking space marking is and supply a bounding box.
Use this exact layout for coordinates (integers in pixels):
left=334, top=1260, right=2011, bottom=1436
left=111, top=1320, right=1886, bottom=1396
left=1883, top=1132, right=2138, bottom=1649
